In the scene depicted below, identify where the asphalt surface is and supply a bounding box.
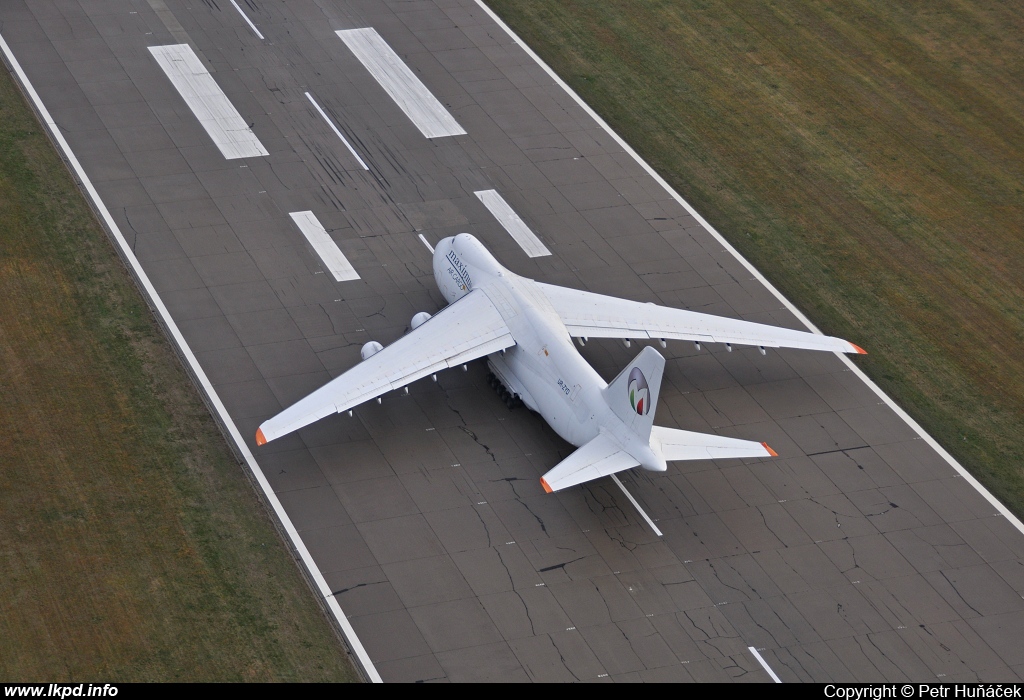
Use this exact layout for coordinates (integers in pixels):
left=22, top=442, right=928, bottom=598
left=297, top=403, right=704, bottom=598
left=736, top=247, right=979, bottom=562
left=4, top=0, right=1024, bottom=683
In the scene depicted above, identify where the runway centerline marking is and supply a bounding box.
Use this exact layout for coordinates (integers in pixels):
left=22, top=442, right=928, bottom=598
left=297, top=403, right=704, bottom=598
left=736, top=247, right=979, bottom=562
left=336, top=27, right=466, bottom=139
left=474, top=189, right=551, bottom=258
left=748, top=647, right=782, bottom=683
left=289, top=211, right=361, bottom=282
left=0, top=30, right=380, bottom=683
left=609, top=474, right=662, bottom=537
left=149, top=44, right=268, bottom=160
left=229, top=0, right=265, bottom=40
left=304, top=92, right=369, bottom=170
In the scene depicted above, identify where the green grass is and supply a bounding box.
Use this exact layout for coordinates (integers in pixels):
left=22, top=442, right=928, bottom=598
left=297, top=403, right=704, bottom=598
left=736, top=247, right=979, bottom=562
left=486, top=0, right=1024, bottom=512
left=0, top=62, right=358, bottom=680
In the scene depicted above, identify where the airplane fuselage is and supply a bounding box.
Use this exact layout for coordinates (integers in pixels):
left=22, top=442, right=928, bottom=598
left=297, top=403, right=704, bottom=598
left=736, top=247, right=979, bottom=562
left=433, top=234, right=665, bottom=470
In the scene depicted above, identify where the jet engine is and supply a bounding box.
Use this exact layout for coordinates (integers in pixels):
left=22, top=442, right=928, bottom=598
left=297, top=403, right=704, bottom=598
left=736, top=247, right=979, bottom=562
left=411, top=311, right=432, bottom=330
left=360, top=341, right=384, bottom=360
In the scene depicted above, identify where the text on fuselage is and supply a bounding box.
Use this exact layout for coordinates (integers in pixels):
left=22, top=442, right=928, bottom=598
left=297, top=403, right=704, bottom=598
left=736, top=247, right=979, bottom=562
left=446, top=250, right=472, bottom=290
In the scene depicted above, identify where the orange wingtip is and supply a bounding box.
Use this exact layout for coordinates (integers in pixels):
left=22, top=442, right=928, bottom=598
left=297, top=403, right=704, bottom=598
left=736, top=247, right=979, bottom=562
left=761, top=442, right=779, bottom=457
left=540, top=477, right=553, bottom=494
left=850, top=343, right=868, bottom=355
left=255, top=428, right=267, bottom=446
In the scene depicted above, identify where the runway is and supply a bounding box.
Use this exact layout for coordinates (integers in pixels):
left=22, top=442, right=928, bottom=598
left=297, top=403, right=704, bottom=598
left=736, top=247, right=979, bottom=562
left=3, top=0, right=1024, bottom=682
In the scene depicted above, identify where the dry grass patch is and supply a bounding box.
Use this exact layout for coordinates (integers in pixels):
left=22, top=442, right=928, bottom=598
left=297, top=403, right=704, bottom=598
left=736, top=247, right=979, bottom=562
left=487, top=0, right=1024, bottom=511
left=0, top=60, right=358, bottom=681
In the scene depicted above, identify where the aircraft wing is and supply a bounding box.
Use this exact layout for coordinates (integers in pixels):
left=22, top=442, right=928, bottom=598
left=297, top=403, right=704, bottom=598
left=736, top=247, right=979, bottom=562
left=540, top=433, right=640, bottom=493
left=652, top=426, right=777, bottom=461
left=256, top=290, right=514, bottom=444
left=537, top=282, right=865, bottom=354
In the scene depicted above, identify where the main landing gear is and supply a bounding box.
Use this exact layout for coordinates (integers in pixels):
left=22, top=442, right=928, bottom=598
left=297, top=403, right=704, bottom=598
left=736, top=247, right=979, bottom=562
left=487, top=372, right=523, bottom=409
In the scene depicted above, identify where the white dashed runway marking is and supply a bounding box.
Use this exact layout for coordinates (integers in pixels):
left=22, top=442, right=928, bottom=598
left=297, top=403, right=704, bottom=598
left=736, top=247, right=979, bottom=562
left=289, top=211, right=361, bottom=282
left=474, top=189, right=551, bottom=258
left=149, top=44, right=269, bottom=160
left=336, top=27, right=466, bottom=139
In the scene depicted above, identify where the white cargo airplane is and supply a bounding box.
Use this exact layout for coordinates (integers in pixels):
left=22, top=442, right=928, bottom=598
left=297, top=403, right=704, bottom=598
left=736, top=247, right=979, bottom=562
left=256, top=234, right=864, bottom=492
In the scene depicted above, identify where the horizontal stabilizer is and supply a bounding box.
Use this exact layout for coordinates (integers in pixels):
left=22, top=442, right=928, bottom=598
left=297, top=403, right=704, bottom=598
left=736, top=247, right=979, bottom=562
left=652, top=426, right=776, bottom=462
left=540, top=433, right=639, bottom=493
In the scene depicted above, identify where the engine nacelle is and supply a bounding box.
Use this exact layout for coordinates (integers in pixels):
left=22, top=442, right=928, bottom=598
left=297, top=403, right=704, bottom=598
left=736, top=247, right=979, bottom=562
left=360, top=341, right=384, bottom=360
left=411, top=311, right=432, bottom=330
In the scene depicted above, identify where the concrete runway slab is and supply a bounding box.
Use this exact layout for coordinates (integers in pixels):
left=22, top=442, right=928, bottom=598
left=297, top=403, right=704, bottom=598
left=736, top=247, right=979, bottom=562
left=4, top=0, right=1024, bottom=683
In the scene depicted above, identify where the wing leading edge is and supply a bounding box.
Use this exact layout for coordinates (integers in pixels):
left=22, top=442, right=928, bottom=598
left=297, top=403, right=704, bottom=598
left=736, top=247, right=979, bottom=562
left=537, top=282, right=865, bottom=355
left=256, top=290, right=514, bottom=444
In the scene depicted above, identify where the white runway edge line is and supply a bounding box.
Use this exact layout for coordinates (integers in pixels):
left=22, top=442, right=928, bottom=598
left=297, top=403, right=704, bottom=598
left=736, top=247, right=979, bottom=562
left=474, top=189, right=551, bottom=258
left=474, top=0, right=1024, bottom=538
left=304, top=92, right=369, bottom=171
left=229, top=0, right=265, bottom=40
left=609, top=474, right=663, bottom=537
left=336, top=28, right=466, bottom=139
left=289, top=211, right=361, bottom=282
left=749, top=647, right=783, bottom=683
left=149, top=44, right=269, bottom=160
left=0, top=33, right=382, bottom=683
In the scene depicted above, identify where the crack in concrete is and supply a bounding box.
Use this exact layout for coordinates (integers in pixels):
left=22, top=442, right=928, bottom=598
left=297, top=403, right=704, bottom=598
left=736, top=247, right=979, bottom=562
left=835, top=536, right=860, bottom=575
left=513, top=589, right=536, bottom=637
left=514, top=498, right=547, bottom=535
left=551, top=635, right=582, bottom=682
left=757, top=506, right=787, bottom=548
left=472, top=505, right=493, bottom=548
left=361, top=299, right=386, bottom=322
left=938, top=570, right=983, bottom=617
left=851, top=635, right=886, bottom=677
left=491, top=476, right=530, bottom=499
left=807, top=496, right=853, bottom=532
left=263, top=159, right=292, bottom=191
left=720, top=655, right=750, bottom=678
left=605, top=528, right=639, bottom=552
left=864, top=633, right=894, bottom=671
left=442, top=386, right=464, bottom=422
left=317, top=303, right=339, bottom=336
left=782, top=647, right=814, bottom=682
left=493, top=547, right=515, bottom=591
left=707, top=559, right=749, bottom=599
left=458, top=425, right=497, bottom=464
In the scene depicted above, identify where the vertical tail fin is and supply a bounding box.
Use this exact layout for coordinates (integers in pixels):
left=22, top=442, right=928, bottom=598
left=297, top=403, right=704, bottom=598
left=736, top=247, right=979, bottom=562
left=602, top=345, right=665, bottom=441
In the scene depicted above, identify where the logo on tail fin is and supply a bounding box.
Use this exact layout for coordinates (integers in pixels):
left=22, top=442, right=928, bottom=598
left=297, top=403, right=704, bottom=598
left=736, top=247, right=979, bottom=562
left=627, top=367, right=650, bottom=415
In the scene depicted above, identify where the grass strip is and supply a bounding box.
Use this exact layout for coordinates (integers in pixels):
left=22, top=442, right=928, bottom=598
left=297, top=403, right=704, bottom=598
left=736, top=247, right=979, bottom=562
left=0, top=58, right=358, bottom=681
left=486, top=0, right=1024, bottom=513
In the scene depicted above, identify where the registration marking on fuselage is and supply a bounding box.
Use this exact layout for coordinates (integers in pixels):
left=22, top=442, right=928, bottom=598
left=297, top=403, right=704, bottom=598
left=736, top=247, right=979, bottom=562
left=289, top=211, right=360, bottom=282
left=474, top=189, right=551, bottom=258
left=149, top=44, right=269, bottom=160
left=336, top=27, right=466, bottom=139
